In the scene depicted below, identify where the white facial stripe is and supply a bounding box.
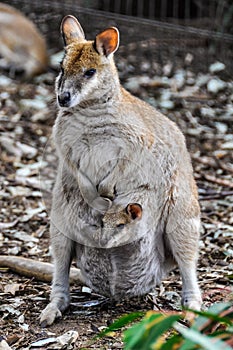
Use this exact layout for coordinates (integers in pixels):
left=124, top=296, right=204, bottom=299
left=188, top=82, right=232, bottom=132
left=58, top=74, right=99, bottom=108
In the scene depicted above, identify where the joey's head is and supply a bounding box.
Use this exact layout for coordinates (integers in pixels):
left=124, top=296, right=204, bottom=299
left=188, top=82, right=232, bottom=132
left=56, top=15, right=120, bottom=108
left=99, top=203, right=143, bottom=248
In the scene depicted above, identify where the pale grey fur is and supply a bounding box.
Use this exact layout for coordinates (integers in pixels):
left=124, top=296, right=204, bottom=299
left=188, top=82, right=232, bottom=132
left=40, top=16, right=202, bottom=326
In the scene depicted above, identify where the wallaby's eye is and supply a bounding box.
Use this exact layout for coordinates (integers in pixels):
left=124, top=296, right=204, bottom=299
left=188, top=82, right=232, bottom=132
left=84, top=68, right=96, bottom=78
left=117, top=223, right=125, bottom=229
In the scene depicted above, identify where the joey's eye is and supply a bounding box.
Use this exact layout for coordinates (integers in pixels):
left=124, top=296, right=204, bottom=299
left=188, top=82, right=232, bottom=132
left=84, top=68, right=96, bottom=78
left=117, top=223, right=125, bottom=229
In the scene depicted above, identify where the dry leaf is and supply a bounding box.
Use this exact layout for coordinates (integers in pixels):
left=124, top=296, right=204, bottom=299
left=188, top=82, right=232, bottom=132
left=4, top=283, right=20, bottom=296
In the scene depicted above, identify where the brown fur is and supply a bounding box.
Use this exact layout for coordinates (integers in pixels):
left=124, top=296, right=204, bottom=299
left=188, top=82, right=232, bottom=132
left=0, top=2, right=48, bottom=77
left=63, top=42, right=102, bottom=76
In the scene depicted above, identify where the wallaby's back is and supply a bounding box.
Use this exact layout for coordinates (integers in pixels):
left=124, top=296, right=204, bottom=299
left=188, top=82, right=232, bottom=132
left=0, top=3, right=48, bottom=77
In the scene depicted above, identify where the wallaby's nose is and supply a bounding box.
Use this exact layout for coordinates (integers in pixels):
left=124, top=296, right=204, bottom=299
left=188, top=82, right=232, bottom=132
left=58, top=91, right=71, bottom=107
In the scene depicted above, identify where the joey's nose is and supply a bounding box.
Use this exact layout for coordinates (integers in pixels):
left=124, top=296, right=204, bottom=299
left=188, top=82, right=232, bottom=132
left=58, top=91, right=71, bottom=107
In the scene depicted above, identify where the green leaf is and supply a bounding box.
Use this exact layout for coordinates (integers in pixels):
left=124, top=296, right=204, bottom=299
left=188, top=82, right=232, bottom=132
left=190, top=302, right=232, bottom=331
left=124, top=320, right=150, bottom=350
left=142, top=315, right=181, bottom=349
left=124, top=313, right=181, bottom=350
left=160, top=334, right=183, bottom=350
left=98, top=312, right=144, bottom=338
left=178, top=338, right=197, bottom=350
left=175, top=323, right=232, bottom=350
left=124, top=313, right=163, bottom=349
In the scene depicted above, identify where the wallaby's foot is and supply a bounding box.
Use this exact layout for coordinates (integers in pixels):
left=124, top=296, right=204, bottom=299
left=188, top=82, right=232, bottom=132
left=40, top=303, right=62, bottom=327
left=182, top=291, right=202, bottom=311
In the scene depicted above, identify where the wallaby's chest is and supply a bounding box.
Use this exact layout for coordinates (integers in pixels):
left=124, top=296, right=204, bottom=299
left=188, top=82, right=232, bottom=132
left=56, top=115, right=126, bottom=175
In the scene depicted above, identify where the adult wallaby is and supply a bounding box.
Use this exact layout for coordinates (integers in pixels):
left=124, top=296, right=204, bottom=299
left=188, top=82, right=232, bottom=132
left=40, top=15, right=202, bottom=327
left=0, top=3, right=48, bottom=77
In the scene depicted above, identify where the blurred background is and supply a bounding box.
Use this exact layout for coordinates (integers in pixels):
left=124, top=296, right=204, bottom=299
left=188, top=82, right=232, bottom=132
left=1, top=0, right=233, bottom=76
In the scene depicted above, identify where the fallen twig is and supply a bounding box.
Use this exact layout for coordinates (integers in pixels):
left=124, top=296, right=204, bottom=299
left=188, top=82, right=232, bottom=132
left=215, top=158, right=233, bottom=175
left=0, top=255, right=84, bottom=285
left=0, top=219, right=19, bottom=231
left=201, top=174, right=233, bottom=188
left=199, top=190, right=233, bottom=200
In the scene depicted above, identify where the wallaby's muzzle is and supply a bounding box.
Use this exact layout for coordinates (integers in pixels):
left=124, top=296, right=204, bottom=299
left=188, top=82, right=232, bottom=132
left=58, top=91, right=71, bottom=107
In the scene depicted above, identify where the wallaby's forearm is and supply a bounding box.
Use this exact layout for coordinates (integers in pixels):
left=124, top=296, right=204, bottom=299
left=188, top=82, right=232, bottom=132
left=0, top=255, right=83, bottom=285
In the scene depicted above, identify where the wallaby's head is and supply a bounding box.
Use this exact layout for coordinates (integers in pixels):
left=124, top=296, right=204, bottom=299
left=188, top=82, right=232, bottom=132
left=57, top=15, right=120, bottom=108
left=97, top=203, right=143, bottom=248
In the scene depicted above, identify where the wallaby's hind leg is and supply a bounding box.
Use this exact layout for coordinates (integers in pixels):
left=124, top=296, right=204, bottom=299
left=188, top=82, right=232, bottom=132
left=166, top=195, right=202, bottom=310
left=40, top=225, right=75, bottom=327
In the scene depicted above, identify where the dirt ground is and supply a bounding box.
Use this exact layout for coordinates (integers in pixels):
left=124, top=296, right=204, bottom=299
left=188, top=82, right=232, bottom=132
left=0, top=50, right=232, bottom=349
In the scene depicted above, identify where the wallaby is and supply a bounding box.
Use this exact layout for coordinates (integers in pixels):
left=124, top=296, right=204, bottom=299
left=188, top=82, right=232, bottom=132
left=0, top=3, right=48, bottom=77
left=40, top=15, right=202, bottom=326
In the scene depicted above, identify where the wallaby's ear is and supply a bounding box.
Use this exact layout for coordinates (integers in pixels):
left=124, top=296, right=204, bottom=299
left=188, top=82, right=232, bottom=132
left=126, top=203, right=142, bottom=220
left=92, top=197, right=112, bottom=212
left=94, top=27, right=119, bottom=57
left=61, top=15, right=85, bottom=45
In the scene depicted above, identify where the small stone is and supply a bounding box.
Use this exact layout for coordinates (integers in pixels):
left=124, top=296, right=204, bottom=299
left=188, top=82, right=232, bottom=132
left=163, top=62, right=173, bottom=77
left=16, top=141, right=37, bottom=158
left=124, top=76, right=151, bottom=93
left=0, top=91, right=10, bottom=99
left=140, top=61, right=151, bottom=72
left=31, top=109, right=49, bottom=122
left=209, top=61, right=226, bottom=73
left=18, top=314, right=25, bottom=323
left=0, top=76, right=12, bottom=86
left=56, top=330, right=79, bottom=346
left=124, top=77, right=140, bottom=93
left=187, top=128, right=201, bottom=136
left=207, top=78, right=226, bottom=94
left=7, top=186, right=31, bottom=197
left=8, top=246, right=21, bottom=255
left=196, top=74, right=211, bottom=87
left=20, top=98, right=47, bottom=110
left=215, top=122, right=228, bottom=133
left=16, top=167, right=31, bottom=176
left=159, top=100, right=174, bottom=110
left=221, top=141, right=233, bottom=150
left=173, top=69, right=186, bottom=90
left=200, top=107, right=215, bottom=118
left=213, top=150, right=228, bottom=158
left=185, top=53, right=194, bottom=65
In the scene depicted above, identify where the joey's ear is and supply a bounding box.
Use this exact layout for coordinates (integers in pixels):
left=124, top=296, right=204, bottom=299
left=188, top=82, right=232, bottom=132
left=126, top=203, right=142, bottom=220
left=61, top=15, right=85, bottom=45
left=94, top=27, right=119, bottom=57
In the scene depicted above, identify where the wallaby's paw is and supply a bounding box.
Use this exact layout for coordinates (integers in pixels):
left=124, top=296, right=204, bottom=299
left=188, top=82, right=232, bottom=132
left=182, top=292, right=202, bottom=311
left=185, top=300, right=202, bottom=311
left=40, top=304, right=62, bottom=327
left=182, top=295, right=202, bottom=323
